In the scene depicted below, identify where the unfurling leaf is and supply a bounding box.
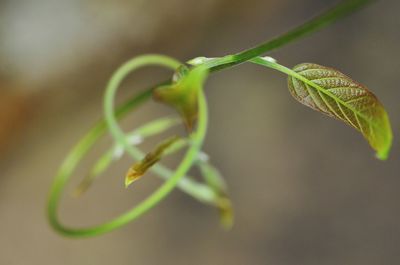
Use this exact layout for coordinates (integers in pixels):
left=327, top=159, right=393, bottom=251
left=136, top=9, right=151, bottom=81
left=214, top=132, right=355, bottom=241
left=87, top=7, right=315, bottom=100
left=288, top=63, right=392, bottom=160
left=125, top=136, right=181, bottom=187
left=73, top=117, right=181, bottom=197
left=198, top=161, right=233, bottom=229
left=198, top=162, right=228, bottom=195
left=153, top=65, right=209, bottom=131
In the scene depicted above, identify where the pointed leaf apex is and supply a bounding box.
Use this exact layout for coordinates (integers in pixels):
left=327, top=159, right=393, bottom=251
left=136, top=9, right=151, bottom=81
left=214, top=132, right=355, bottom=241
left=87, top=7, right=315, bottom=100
left=124, top=136, right=180, bottom=188
left=376, top=142, right=391, bottom=160
left=124, top=167, right=142, bottom=188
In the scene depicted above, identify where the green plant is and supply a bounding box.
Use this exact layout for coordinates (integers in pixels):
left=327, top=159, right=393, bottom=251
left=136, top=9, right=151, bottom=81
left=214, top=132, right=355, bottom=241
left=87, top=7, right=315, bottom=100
left=48, top=0, right=391, bottom=237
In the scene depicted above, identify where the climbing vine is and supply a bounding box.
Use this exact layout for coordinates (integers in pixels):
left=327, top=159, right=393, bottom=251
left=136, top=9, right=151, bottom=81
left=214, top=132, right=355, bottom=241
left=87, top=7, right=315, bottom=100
left=48, top=0, right=390, bottom=237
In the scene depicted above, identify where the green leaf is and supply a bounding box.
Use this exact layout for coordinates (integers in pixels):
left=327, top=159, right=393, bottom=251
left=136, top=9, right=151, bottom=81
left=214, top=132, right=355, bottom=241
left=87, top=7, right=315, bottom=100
left=287, top=63, right=392, bottom=160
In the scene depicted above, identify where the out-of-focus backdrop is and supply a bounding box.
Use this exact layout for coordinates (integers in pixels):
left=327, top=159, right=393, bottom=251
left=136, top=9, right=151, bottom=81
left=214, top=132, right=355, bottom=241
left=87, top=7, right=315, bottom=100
left=1, top=0, right=399, bottom=264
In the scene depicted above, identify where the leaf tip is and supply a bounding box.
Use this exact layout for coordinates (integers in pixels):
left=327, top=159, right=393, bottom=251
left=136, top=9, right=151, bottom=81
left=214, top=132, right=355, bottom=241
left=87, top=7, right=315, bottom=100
left=71, top=176, right=93, bottom=198
left=373, top=117, right=392, bottom=160
left=124, top=168, right=142, bottom=188
left=217, top=197, right=234, bottom=230
left=375, top=147, right=390, bottom=160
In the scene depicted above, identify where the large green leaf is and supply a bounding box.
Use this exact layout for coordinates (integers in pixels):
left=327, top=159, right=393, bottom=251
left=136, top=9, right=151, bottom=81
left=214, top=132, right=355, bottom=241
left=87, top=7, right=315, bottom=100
left=288, top=63, right=392, bottom=160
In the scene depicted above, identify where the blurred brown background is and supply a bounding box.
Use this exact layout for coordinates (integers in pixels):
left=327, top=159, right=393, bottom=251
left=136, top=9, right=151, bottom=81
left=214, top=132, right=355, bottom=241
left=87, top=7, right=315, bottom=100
left=1, top=0, right=400, bottom=264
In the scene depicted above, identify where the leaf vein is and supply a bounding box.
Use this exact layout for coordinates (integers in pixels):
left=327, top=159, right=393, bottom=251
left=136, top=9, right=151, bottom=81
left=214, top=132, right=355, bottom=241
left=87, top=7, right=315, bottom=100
left=336, top=101, right=358, bottom=129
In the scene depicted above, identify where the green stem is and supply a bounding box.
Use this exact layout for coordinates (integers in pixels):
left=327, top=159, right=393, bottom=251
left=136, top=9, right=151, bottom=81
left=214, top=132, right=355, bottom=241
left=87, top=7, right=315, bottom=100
left=205, top=0, right=374, bottom=71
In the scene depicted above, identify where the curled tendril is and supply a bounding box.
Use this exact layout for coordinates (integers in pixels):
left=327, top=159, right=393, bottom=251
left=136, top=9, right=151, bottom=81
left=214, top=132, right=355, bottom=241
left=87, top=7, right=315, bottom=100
left=48, top=55, right=211, bottom=237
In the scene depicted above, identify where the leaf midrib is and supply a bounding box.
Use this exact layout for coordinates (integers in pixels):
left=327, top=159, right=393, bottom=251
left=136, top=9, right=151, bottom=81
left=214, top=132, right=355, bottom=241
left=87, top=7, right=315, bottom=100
left=289, top=71, right=377, bottom=128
